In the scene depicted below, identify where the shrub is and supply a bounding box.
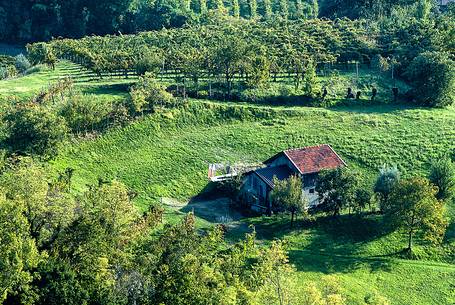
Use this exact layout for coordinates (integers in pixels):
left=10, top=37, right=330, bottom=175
left=59, top=95, right=114, bottom=133
left=4, top=104, right=68, bottom=156
left=25, top=64, right=46, bottom=75
left=0, top=65, right=18, bottom=80
left=129, top=73, right=176, bottom=114
left=14, top=54, right=31, bottom=73
left=405, top=51, right=455, bottom=107
left=428, top=158, right=455, bottom=202
left=135, top=49, right=163, bottom=76
left=374, top=165, right=400, bottom=212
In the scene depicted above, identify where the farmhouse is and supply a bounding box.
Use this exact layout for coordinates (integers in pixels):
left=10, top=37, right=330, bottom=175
left=242, top=144, right=346, bottom=214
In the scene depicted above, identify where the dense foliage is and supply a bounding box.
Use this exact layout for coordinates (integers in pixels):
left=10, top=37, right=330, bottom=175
left=0, top=157, right=360, bottom=304
left=26, top=6, right=455, bottom=105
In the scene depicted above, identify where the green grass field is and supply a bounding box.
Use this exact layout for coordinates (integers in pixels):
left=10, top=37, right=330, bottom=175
left=0, top=61, right=135, bottom=101
left=2, top=60, right=455, bottom=304
left=50, top=101, right=455, bottom=304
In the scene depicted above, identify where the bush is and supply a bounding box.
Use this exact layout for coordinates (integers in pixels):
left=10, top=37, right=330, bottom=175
left=129, top=73, right=176, bottom=114
left=59, top=95, right=114, bottom=133
left=405, top=51, right=455, bottom=107
left=0, top=65, right=18, bottom=80
left=14, top=54, right=31, bottom=73
left=135, top=49, right=163, bottom=76
left=4, top=104, right=69, bottom=156
left=428, top=158, right=455, bottom=202
left=24, top=64, right=46, bottom=75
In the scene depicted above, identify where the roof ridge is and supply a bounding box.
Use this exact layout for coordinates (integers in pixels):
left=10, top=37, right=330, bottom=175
left=284, top=144, right=329, bottom=152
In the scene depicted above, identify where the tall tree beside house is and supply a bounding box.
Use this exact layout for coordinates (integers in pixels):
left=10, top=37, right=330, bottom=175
left=271, top=176, right=308, bottom=227
left=264, top=0, right=273, bottom=19
left=315, top=168, right=359, bottom=216
left=429, top=158, right=455, bottom=202
left=374, top=165, right=400, bottom=212
left=383, top=177, right=448, bottom=254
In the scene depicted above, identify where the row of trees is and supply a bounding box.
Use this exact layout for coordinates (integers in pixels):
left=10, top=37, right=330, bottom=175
left=28, top=10, right=455, bottom=106
left=2, top=0, right=450, bottom=43
left=268, top=158, right=454, bottom=253
left=29, top=17, right=370, bottom=93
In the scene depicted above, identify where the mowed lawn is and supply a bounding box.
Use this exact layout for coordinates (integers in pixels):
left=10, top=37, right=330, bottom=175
left=51, top=102, right=455, bottom=305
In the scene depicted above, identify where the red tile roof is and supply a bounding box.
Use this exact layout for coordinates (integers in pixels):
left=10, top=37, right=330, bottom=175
left=266, top=144, right=346, bottom=174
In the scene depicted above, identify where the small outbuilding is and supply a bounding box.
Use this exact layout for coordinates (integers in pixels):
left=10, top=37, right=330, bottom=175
left=241, top=144, right=346, bottom=214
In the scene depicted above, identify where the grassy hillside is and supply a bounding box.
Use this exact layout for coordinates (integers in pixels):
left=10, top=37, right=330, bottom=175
left=50, top=102, right=455, bottom=305
left=52, top=102, right=455, bottom=201
left=3, top=60, right=454, bottom=305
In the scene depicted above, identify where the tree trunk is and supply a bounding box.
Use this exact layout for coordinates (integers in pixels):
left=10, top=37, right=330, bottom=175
left=291, top=211, right=295, bottom=228
left=408, top=228, right=413, bottom=252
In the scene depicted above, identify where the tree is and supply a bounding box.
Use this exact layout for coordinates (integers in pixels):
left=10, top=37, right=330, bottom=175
left=263, top=0, right=273, bottom=19
left=303, top=59, right=318, bottom=96
left=182, top=0, right=192, bottom=12
left=232, top=0, right=240, bottom=17
left=271, top=176, right=308, bottom=227
left=4, top=104, right=68, bottom=156
left=383, top=178, right=448, bottom=253
left=0, top=193, right=41, bottom=303
left=279, top=0, right=289, bottom=19
left=246, top=51, right=271, bottom=88
left=129, top=73, right=176, bottom=113
left=214, top=0, right=225, bottom=10
left=200, top=0, right=208, bottom=14
left=295, top=0, right=304, bottom=19
left=405, top=51, right=455, bottom=107
left=353, top=188, right=372, bottom=213
left=15, top=54, right=31, bottom=73
left=0, top=158, right=76, bottom=249
left=316, top=168, right=359, bottom=216
left=27, top=42, right=57, bottom=69
left=249, top=0, right=258, bottom=18
left=213, top=36, right=249, bottom=97
left=312, top=0, right=319, bottom=18
left=416, top=0, right=432, bottom=20
left=429, top=158, right=455, bottom=202
left=374, top=165, right=400, bottom=212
